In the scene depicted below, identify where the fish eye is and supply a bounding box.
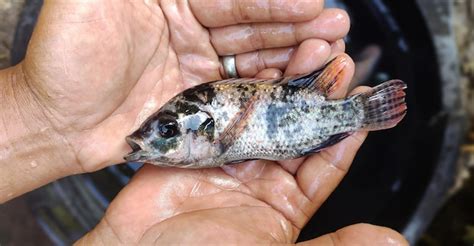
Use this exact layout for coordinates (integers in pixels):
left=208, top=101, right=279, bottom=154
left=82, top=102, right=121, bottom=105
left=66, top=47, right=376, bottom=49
left=158, top=119, right=179, bottom=138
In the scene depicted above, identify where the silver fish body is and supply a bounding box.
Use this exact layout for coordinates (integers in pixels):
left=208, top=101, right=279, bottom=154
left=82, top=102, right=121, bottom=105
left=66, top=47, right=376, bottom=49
left=125, top=56, right=407, bottom=168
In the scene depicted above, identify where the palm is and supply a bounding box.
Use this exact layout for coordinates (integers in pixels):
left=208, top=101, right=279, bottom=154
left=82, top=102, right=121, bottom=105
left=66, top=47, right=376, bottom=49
left=105, top=162, right=307, bottom=243
left=94, top=127, right=367, bottom=244
left=23, top=1, right=226, bottom=171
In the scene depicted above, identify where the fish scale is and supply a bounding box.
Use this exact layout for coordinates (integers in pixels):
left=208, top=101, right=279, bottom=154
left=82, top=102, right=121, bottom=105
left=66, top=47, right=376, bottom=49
left=124, top=56, right=407, bottom=168
left=221, top=86, right=365, bottom=162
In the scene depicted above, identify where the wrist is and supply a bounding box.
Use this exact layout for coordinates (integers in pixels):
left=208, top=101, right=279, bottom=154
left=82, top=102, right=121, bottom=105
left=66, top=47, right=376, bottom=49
left=0, top=64, right=79, bottom=203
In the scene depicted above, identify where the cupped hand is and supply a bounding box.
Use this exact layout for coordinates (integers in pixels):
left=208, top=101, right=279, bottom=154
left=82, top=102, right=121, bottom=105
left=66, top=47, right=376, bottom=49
left=21, top=0, right=348, bottom=173
left=18, top=1, right=408, bottom=244
left=70, top=1, right=407, bottom=242
left=77, top=50, right=408, bottom=245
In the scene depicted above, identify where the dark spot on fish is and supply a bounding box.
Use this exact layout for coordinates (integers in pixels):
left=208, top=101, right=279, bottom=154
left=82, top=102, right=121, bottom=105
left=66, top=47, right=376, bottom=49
left=319, top=104, right=330, bottom=114
left=198, top=117, right=215, bottom=141
left=163, top=110, right=179, bottom=118
left=176, top=101, right=200, bottom=115
left=266, top=103, right=294, bottom=139
left=279, top=86, right=297, bottom=103
left=301, top=101, right=310, bottom=113
left=222, top=111, right=229, bottom=121
left=341, top=101, right=353, bottom=111
left=182, top=83, right=216, bottom=104
left=270, top=91, right=276, bottom=100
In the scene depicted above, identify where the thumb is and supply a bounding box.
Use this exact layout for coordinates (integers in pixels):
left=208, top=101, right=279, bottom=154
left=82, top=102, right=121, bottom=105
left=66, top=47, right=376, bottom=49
left=297, top=223, right=408, bottom=246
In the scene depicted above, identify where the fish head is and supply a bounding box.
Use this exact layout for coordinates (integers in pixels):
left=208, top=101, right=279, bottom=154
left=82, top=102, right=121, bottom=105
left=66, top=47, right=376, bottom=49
left=124, top=100, right=218, bottom=167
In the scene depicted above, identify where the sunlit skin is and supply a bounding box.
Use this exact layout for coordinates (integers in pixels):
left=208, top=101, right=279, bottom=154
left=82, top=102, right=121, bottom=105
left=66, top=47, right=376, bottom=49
left=0, top=0, right=408, bottom=244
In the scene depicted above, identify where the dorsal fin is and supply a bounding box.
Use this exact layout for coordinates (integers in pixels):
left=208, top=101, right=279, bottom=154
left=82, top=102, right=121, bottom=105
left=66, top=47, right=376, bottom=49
left=211, top=77, right=284, bottom=86
left=287, top=55, right=348, bottom=96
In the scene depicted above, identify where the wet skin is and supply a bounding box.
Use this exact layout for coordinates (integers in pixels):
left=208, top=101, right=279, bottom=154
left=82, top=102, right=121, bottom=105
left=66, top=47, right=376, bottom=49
left=0, top=0, right=408, bottom=245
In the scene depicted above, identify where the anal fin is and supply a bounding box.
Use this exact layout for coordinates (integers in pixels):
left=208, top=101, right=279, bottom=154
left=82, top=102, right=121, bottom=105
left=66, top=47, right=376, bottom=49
left=301, top=132, right=351, bottom=155
left=225, top=158, right=258, bottom=165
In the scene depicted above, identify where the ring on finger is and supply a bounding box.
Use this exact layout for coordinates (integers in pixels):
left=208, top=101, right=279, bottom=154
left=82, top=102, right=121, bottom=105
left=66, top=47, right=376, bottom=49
left=220, top=55, right=239, bottom=78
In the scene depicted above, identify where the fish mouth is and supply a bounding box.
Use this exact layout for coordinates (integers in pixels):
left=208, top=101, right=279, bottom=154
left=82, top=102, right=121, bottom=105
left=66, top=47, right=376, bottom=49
left=124, top=136, right=147, bottom=162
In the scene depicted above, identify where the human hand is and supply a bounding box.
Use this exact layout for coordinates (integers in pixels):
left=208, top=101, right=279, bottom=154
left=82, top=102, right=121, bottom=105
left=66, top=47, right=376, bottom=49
left=0, top=0, right=352, bottom=200
left=1, top=0, right=408, bottom=244
left=76, top=48, right=407, bottom=245
left=22, top=0, right=351, bottom=171
left=65, top=2, right=405, bottom=244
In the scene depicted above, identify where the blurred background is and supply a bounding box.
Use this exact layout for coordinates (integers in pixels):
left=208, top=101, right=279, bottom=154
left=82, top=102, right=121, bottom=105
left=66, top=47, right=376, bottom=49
left=0, top=0, right=473, bottom=245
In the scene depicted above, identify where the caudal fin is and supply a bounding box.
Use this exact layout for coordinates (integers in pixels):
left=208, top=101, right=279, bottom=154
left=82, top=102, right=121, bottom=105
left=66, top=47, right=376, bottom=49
left=355, top=80, right=407, bottom=131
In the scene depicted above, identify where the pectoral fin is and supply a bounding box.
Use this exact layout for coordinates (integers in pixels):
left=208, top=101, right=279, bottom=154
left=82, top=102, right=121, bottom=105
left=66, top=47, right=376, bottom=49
left=214, top=95, right=258, bottom=151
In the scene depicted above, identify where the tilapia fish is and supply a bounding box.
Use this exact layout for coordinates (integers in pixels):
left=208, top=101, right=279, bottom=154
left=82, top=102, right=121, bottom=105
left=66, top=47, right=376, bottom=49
left=125, top=56, right=407, bottom=168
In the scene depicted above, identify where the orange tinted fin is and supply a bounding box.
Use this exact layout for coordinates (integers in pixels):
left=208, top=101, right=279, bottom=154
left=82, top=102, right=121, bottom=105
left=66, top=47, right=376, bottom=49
left=287, top=55, right=348, bottom=96
left=354, top=80, right=408, bottom=131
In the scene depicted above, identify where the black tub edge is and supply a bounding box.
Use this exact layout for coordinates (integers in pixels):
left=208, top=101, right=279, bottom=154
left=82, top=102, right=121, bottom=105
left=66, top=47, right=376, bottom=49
left=403, top=0, right=469, bottom=243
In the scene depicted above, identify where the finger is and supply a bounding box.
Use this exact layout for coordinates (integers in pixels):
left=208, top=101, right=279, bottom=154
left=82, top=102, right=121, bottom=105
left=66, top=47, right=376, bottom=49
left=211, top=9, right=350, bottom=55
left=189, top=0, right=324, bottom=28
left=297, top=224, right=409, bottom=246
left=234, top=47, right=295, bottom=78
left=284, top=39, right=331, bottom=76
left=255, top=68, right=283, bottom=79
left=296, top=86, right=371, bottom=215
left=160, top=0, right=222, bottom=84
left=329, top=39, right=346, bottom=59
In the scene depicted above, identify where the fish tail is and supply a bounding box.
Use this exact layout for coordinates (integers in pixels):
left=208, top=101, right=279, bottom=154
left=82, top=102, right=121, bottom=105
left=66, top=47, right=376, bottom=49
left=355, top=80, right=407, bottom=131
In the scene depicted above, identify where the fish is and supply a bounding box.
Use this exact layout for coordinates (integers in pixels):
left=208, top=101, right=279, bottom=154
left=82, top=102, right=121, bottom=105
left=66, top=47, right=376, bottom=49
left=124, top=55, right=407, bottom=168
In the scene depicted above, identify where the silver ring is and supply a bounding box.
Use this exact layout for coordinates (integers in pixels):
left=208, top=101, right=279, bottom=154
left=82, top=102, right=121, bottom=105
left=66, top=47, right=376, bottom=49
left=220, top=55, right=239, bottom=78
